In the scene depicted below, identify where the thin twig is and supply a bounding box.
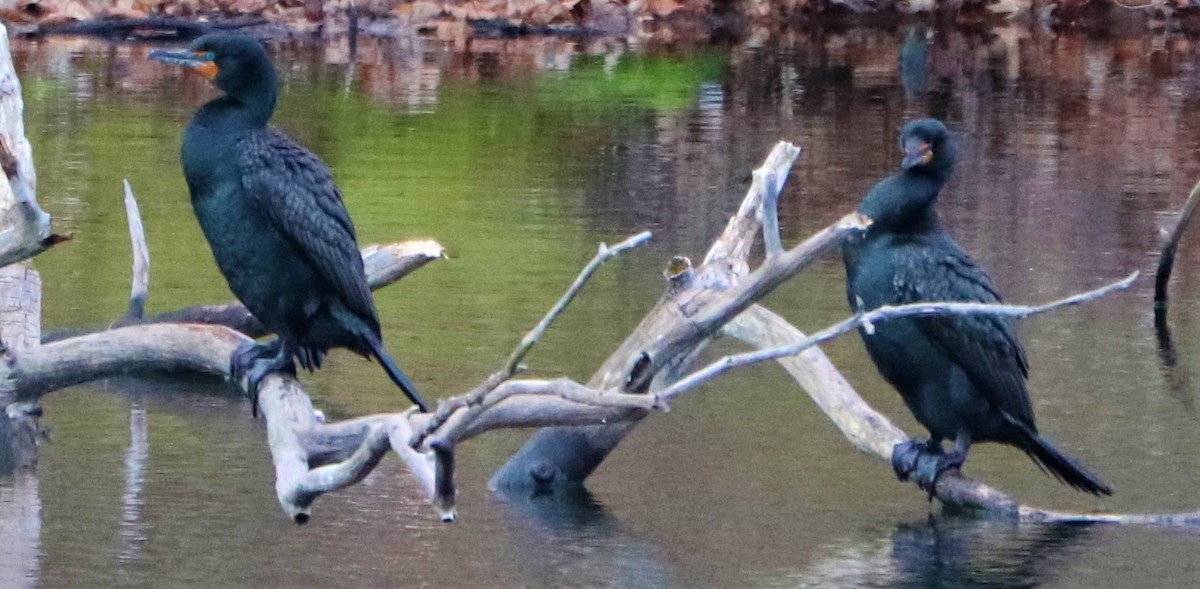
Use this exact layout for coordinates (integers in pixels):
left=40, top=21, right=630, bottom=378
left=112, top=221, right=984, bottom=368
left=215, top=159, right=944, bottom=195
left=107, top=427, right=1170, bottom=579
left=659, top=271, right=1138, bottom=402
left=504, top=231, right=653, bottom=375
left=414, top=231, right=653, bottom=447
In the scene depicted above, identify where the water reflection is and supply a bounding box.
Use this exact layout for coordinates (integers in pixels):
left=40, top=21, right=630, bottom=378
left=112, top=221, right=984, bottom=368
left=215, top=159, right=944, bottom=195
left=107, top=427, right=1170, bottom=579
left=5, top=21, right=1200, bottom=589
left=0, top=472, right=40, bottom=589
left=887, top=517, right=1093, bottom=588
left=117, top=397, right=148, bottom=565
left=494, top=485, right=676, bottom=587
left=899, top=24, right=930, bottom=98
left=761, top=516, right=1094, bottom=588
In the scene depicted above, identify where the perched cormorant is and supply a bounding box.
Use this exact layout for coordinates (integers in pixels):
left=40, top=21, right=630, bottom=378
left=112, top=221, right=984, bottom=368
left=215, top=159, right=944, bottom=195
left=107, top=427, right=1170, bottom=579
left=150, top=34, right=429, bottom=413
left=843, top=119, right=1110, bottom=496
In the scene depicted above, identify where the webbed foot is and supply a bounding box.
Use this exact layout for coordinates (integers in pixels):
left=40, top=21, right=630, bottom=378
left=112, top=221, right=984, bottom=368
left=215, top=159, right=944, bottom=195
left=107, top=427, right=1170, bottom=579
left=892, top=439, right=964, bottom=498
left=230, top=339, right=294, bottom=418
left=892, top=438, right=941, bottom=481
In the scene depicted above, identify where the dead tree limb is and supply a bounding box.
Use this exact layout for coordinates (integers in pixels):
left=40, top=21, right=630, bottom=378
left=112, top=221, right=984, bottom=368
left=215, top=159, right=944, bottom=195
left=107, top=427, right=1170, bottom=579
left=662, top=273, right=1138, bottom=404
left=1154, top=175, right=1200, bottom=315
left=136, top=240, right=446, bottom=334
left=0, top=22, right=62, bottom=475
left=0, top=25, right=62, bottom=268
left=121, top=180, right=150, bottom=323
left=488, top=142, right=871, bottom=491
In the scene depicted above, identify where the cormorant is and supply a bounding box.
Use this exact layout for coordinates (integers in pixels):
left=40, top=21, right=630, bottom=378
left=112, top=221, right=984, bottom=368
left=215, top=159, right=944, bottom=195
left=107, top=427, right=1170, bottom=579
left=150, top=34, right=429, bottom=414
left=843, top=119, right=1110, bottom=496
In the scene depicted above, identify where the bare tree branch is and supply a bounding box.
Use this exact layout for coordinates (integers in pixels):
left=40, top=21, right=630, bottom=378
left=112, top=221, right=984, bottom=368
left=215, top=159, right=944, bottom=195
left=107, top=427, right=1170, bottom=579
left=1155, top=175, right=1200, bottom=313
left=660, top=272, right=1138, bottom=404
left=0, top=24, right=62, bottom=267
left=121, top=180, right=149, bottom=323
left=141, top=240, right=446, bottom=333
left=704, top=141, right=801, bottom=265
left=504, top=231, right=653, bottom=375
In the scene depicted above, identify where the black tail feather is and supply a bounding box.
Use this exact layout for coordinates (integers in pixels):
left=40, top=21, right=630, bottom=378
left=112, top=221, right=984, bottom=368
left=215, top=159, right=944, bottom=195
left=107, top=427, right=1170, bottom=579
left=365, top=334, right=429, bottom=413
left=1006, top=415, right=1112, bottom=496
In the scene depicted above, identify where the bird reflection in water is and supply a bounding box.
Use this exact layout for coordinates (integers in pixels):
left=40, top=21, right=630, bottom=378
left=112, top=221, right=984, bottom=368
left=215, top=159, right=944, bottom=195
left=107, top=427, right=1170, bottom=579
left=889, top=516, right=1094, bottom=588
left=899, top=24, right=932, bottom=99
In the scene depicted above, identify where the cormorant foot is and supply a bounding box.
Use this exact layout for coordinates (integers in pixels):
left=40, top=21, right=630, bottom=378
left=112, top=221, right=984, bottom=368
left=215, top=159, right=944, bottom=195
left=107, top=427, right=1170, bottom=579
left=913, top=450, right=965, bottom=498
left=892, top=439, right=961, bottom=498
left=230, top=339, right=283, bottom=384
left=229, top=339, right=293, bottom=418
left=241, top=355, right=297, bottom=418
left=891, top=438, right=943, bottom=482
left=892, top=440, right=924, bottom=482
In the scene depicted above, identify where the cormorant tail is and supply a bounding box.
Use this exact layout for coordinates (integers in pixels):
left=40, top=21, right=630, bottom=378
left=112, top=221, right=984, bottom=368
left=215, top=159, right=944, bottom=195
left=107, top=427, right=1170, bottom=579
left=1005, top=412, right=1112, bottom=496
left=365, top=334, right=429, bottom=412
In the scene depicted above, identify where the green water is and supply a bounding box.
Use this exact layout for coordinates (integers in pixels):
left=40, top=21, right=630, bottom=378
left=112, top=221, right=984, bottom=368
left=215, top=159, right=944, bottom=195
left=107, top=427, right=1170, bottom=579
left=4, top=29, right=1200, bottom=588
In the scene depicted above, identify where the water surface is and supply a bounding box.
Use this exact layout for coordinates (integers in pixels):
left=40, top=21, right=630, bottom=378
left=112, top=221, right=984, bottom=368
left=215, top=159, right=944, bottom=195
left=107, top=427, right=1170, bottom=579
left=4, top=26, right=1200, bottom=588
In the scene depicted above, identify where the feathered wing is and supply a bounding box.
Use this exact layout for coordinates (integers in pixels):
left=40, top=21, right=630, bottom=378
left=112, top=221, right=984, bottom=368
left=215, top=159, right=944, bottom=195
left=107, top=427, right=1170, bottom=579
left=236, top=129, right=378, bottom=333
left=892, top=238, right=1036, bottom=427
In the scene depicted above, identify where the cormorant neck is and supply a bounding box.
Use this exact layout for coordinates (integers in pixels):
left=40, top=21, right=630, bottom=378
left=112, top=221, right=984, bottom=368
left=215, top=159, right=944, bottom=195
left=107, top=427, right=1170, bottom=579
left=858, top=168, right=949, bottom=234
left=202, top=66, right=278, bottom=129
left=203, top=86, right=276, bottom=130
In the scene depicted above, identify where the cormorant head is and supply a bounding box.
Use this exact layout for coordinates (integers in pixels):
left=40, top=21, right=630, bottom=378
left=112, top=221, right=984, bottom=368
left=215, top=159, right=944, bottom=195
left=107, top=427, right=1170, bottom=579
left=898, top=118, right=956, bottom=177
left=853, top=119, right=956, bottom=235
left=149, top=33, right=278, bottom=122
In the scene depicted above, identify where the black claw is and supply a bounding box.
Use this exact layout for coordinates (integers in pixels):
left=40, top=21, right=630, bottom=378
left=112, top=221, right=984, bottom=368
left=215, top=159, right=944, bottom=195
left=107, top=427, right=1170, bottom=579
left=892, top=440, right=923, bottom=482
left=913, top=449, right=964, bottom=498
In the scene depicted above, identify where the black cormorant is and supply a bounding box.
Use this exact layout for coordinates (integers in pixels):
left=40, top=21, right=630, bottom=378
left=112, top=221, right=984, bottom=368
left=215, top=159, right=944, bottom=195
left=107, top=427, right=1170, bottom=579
left=150, top=34, right=429, bottom=414
left=843, top=119, right=1110, bottom=496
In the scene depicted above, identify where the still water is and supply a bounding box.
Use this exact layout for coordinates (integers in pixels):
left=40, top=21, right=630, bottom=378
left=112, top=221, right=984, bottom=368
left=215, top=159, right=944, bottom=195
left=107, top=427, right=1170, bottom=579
left=3, top=25, right=1200, bottom=588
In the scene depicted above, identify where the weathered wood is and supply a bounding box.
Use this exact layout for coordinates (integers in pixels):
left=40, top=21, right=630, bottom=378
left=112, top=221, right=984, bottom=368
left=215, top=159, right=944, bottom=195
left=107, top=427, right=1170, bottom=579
left=0, top=24, right=58, bottom=268
left=0, top=323, right=240, bottom=405
left=0, top=264, right=39, bottom=352
left=121, top=180, right=149, bottom=322
left=0, top=21, right=54, bottom=478
left=489, top=142, right=829, bottom=491
left=135, top=240, right=446, bottom=334
left=1154, top=176, right=1200, bottom=313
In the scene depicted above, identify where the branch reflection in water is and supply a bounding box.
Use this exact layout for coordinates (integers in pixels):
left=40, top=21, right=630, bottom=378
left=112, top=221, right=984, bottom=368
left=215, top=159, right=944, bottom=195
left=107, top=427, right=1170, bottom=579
left=493, top=485, right=675, bottom=588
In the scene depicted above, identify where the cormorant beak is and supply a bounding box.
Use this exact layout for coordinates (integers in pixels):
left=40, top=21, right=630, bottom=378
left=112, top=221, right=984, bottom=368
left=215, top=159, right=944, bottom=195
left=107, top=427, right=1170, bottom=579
left=148, top=49, right=219, bottom=81
left=901, top=139, right=933, bottom=170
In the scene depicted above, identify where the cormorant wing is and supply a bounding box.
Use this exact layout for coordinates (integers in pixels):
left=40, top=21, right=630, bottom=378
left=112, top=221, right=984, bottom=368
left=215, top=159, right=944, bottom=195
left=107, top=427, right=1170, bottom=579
left=236, top=129, right=377, bottom=327
left=893, top=240, right=1036, bottom=427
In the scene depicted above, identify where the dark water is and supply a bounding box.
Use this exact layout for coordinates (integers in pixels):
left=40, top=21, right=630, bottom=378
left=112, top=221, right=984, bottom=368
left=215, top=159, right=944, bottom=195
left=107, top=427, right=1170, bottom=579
left=3, top=25, right=1200, bottom=588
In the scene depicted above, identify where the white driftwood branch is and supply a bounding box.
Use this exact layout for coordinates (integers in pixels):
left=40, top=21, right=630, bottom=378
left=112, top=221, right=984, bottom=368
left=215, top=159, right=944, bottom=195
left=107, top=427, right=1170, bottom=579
left=0, top=23, right=58, bottom=268
left=704, top=141, right=801, bottom=265
left=1155, top=175, right=1200, bottom=312
left=663, top=272, right=1138, bottom=403
left=504, top=231, right=652, bottom=374
left=122, top=180, right=149, bottom=321
left=141, top=240, right=446, bottom=333
left=488, top=141, right=861, bottom=491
